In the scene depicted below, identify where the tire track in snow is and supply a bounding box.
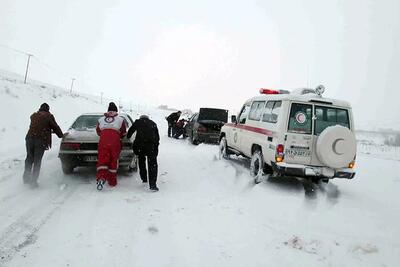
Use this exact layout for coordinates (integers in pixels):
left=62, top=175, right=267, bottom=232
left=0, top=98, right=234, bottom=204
left=0, top=182, right=78, bottom=265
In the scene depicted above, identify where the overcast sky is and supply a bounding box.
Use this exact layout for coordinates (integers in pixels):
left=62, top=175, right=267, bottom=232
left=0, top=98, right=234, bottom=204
left=0, top=0, right=399, bottom=129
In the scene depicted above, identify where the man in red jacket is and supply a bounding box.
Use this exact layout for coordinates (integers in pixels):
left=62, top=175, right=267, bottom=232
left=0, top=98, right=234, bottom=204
left=95, top=102, right=126, bottom=190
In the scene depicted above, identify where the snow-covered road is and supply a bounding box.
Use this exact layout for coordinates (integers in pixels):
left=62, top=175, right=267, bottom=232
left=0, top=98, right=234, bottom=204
left=1, top=73, right=399, bottom=266
left=1, top=112, right=399, bottom=267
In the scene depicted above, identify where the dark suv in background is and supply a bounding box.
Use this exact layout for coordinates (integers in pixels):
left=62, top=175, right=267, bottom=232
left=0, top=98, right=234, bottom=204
left=185, top=108, right=228, bottom=144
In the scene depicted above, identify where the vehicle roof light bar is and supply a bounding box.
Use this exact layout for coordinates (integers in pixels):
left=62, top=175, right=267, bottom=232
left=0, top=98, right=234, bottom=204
left=259, top=88, right=289, bottom=95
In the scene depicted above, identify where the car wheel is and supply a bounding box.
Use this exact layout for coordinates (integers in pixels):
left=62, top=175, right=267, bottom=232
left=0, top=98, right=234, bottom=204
left=191, top=131, right=199, bottom=145
left=250, top=150, right=265, bottom=184
left=128, top=156, right=138, bottom=173
left=128, top=165, right=138, bottom=173
left=61, top=160, right=74, bottom=175
left=219, top=137, right=230, bottom=160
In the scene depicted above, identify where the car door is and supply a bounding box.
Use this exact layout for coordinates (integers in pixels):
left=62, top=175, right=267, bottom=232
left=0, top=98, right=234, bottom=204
left=231, top=103, right=251, bottom=150
left=185, top=113, right=198, bottom=138
left=284, top=102, right=313, bottom=165
left=240, top=101, right=265, bottom=156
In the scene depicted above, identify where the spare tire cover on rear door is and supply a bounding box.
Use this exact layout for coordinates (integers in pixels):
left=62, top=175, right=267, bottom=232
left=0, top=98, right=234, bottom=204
left=316, top=125, right=356, bottom=169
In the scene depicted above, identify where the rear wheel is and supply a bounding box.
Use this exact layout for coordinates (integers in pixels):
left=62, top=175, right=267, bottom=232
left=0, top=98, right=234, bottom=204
left=128, top=156, right=138, bottom=173
left=219, top=137, right=230, bottom=160
left=250, top=150, right=265, bottom=184
left=61, top=160, right=74, bottom=174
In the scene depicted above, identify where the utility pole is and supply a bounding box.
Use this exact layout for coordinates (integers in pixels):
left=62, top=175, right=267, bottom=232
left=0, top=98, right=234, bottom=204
left=70, top=78, right=75, bottom=95
left=101, top=92, right=103, bottom=104
left=24, top=54, right=33, bottom=84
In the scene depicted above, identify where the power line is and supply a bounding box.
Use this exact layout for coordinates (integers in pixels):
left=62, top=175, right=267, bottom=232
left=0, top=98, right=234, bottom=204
left=0, top=43, right=125, bottom=103
left=0, top=43, right=31, bottom=56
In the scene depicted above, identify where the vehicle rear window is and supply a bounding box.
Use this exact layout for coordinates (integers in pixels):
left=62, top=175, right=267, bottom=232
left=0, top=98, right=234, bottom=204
left=198, top=108, right=228, bottom=122
left=71, top=115, right=101, bottom=129
left=288, top=103, right=312, bottom=134
left=315, top=106, right=350, bottom=135
left=262, top=101, right=281, bottom=123
left=248, top=101, right=265, bottom=121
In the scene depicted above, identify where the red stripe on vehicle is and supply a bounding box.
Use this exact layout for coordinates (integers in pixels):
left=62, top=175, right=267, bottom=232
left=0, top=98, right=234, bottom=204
left=224, top=123, right=274, bottom=136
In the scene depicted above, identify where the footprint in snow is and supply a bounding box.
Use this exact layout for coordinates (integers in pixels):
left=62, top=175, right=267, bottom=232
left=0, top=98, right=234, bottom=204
left=351, top=244, right=379, bottom=254
left=148, top=226, right=159, bottom=234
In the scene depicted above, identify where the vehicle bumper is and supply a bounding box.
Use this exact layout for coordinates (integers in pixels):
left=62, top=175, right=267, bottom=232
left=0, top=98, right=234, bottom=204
left=196, top=132, right=220, bottom=144
left=272, top=162, right=355, bottom=179
left=59, top=150, right=134, bottom=166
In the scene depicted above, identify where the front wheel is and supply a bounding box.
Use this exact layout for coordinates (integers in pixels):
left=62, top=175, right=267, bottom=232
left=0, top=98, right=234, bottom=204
left=191, top=132, right=199, bottom=145
left=250, top=150, right=265, bottom=184
left=219, top=137, right=230, bottom=160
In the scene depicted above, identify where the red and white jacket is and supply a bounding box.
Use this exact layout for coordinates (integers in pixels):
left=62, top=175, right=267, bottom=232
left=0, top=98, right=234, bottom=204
left=96, top=111, right=127, bottom=138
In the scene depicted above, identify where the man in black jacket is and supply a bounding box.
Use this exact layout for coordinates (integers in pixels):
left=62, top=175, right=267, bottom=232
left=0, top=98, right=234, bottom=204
left=127, top=115, right=160, bottom=191
left=166, top=111, right=181, bottom=137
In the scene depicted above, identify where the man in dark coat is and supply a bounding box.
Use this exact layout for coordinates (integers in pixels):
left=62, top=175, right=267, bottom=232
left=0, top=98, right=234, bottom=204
left=127, top=115, right=160, bottom=191
left=166, top=111, right=181, bottom=137
left=173, top=119, right=187, bottom=139
left=23, top=103, right=63, bottom=187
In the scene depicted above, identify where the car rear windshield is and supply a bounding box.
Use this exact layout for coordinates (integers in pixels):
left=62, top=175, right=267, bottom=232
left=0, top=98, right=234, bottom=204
left=315, top=106, right=350, bottom=135
left=71, top=115, right=102, bottom=130
left=198, top=108, right=228, bottom=123
left=288, top=103, right=312, bottom=134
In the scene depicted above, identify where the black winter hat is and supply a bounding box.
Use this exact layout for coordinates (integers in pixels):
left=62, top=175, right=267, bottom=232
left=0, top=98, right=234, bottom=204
left=39, top=103, right=50, bottom=112
left=108, top=102, right=118, bottom=112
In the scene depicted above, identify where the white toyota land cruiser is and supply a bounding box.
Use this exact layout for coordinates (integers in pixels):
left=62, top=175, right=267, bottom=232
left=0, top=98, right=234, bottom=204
left=219, top=86, right=357, bottom=183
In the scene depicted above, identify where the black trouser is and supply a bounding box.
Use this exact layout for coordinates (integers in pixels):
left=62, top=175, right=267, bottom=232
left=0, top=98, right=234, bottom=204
left=173, top=128, right=184, bottom=139
left=23, top=137, right=46, bottom=184
left=168, top=123, right=178, bottom=137
left=138, top=154, right=158, bottom=188
left=167, top=123, right=173, bottom=137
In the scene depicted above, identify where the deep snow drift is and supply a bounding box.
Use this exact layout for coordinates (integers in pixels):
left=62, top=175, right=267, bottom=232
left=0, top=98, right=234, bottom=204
left=0, top=71, right=399, bottom=266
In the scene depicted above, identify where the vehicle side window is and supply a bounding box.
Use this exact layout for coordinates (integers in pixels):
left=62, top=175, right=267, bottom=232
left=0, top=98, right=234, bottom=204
left=248, top=101, right=265, bottom=121
left=262, top=101, right=281, bottom=123
left=288, top=103, right=312, bottom=134
left=238, top=104, right=251, bottom=124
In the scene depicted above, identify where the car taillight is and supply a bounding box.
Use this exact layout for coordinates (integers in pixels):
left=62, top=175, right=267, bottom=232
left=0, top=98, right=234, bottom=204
left=197, top=125, right=207, bottom=133
left=348, top=161, right=355, bottom=169
left=276, top=144, right=284, bottom=162
left=61, top=142, right=81, bottom=150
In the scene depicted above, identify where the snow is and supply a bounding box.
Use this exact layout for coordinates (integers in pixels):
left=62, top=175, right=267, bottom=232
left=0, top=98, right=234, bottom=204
left=1, top=71, right=400, bottom=266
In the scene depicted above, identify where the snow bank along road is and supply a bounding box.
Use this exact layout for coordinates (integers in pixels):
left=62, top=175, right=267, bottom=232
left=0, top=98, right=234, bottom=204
left=0, top=109, right=399, bottom=267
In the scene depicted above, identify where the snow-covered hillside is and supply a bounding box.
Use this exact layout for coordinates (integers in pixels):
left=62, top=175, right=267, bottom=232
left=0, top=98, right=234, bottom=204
left=0, top=70, right=105, bottom=158
left=0, top=71, right=400, bottom=266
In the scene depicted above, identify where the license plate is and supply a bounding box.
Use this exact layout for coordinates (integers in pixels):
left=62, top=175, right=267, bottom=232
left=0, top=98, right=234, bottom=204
left=285, top=149, right=311, bottom=157
left=84, top=156, right=97, bottom=162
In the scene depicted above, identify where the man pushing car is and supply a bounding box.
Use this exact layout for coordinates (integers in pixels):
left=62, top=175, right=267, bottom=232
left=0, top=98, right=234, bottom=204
left=95, top=102, right=126, bottom=190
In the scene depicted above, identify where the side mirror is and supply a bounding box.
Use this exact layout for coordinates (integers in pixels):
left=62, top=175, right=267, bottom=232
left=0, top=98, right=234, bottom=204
left=231, top=115, right=237, bottom=124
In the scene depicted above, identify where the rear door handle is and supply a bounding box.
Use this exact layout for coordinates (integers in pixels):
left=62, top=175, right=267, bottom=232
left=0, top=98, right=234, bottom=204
left=267, top=137, right=273, bottom=142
